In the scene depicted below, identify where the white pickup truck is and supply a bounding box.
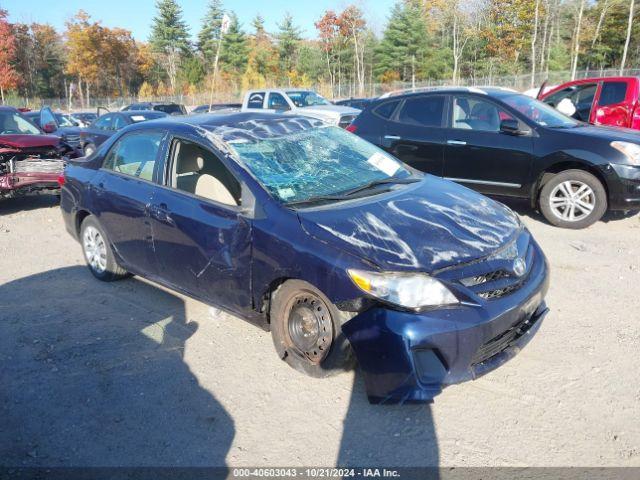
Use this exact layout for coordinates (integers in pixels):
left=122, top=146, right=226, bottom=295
left=240, top=89, right=361, bottom=128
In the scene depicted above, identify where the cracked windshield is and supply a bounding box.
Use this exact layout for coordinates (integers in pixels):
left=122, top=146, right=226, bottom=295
left=228, top=126, right=416, bottom=204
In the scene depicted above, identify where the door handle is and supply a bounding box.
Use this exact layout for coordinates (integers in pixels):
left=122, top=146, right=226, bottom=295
left=149, top=203, right=173, bottom=225
left=384, top=135, right=401, bottom=140
left=447, top=140, right=467, bottom=146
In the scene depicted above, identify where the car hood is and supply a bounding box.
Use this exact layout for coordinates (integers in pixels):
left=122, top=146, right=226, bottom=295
left=0, top=134, right=61, bottom=149
left=299, top=105, right=361, bottom=118
left=297, top=176, right=521, bottom=272
left=557, top=124, right=640, bottom=143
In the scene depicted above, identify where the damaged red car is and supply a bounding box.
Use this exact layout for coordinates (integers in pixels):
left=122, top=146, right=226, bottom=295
left=0, top=106, right=81, bottom=199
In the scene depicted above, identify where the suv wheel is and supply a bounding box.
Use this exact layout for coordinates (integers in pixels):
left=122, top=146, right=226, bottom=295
left=539, top=169, right=607, bottom=229
left=80, top=216, right=129, bottom=281
left=270, top=280, right=354, bottom=378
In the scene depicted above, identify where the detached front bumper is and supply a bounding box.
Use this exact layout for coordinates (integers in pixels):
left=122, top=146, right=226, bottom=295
left=342, top=238, right=549, bottom=404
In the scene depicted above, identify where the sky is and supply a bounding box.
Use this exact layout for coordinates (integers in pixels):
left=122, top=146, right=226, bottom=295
left=2, top=0, right=396, bottom=40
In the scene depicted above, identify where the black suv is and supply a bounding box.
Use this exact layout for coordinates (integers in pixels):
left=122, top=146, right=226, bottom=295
left=349, top=87, right=640, bottom=228
left=122, top=102, right=186, bottom=116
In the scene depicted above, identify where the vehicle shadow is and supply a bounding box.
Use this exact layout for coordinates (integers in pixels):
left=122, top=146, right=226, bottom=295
left=0, top=194, right=59, bottom=215
left=0, top=266, right=234, bottom=470
left=337, top=373, right=439, bottom=470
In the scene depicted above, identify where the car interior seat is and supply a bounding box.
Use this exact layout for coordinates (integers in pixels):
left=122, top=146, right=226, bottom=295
left=173, top=141, right=238, bottom=206
left=470, top=102, right=500, bottom=131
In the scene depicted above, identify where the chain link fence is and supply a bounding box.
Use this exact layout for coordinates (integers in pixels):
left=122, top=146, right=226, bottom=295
left=6, top=68, right=640, bottom=113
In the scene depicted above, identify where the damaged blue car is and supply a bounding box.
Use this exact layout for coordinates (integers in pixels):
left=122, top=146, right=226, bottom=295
left=60, top=113, right=549, bottom=404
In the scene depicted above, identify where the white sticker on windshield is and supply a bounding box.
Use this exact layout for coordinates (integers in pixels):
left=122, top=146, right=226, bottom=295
left=278, top=187, right=295, bottom=199
left=131, top=115, right=146, bottom=122
left=367, top=152, right=400, bottom=176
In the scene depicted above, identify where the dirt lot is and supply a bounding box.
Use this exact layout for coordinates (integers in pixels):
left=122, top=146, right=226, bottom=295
left=1, top=194, right=639, bottom=468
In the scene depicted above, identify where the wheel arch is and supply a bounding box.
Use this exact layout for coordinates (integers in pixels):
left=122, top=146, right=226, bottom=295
left=531, top=160, right=609, bottom=208
left=75, top=209, right=92, bottom=236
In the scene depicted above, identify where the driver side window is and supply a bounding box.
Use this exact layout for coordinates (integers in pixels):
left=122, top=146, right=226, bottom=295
left=94, top=114, right=113, bottom=130
left=169, top=139, right=241, bottom=207
left=452, top=96, right=513, bottom=132
left=268, top=93, right=290, bottom=111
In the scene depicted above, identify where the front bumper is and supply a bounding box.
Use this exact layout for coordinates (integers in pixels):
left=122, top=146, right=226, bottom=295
left=605, top=163, right=640, bottom=210
left=342, top=239, right=549, bottom=404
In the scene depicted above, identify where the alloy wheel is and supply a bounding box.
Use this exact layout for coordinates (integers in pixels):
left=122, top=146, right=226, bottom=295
left=549, top=180, right=595, bottom=222
left=83, top=226, right=107, bottom=273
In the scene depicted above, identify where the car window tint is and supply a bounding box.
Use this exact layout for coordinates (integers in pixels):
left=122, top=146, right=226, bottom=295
left=452, top=96, right=513, bottom=132
left=599, top=82, right=628, bottom=106
left=247, top=92, right=265, bottom=109
left=94, top=114, right=113, bottom=130
left=572, top=84, right=597, bottom=121
left=102, top=131, right=163, bottom=181
left=268, top=93, right=290, bottom=110
left=113, top=115, right=128, bottom=130
left=397, top=96, right=444, bottom=127
left=374, top=100, right=400, bottom=119
left=170, top=139, right=240, bottom=206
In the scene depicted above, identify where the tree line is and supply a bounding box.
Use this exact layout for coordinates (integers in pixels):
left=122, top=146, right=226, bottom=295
left=0, top=0, right=638, bottom=105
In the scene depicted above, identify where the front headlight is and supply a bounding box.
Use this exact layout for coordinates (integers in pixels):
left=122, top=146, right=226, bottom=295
left=347, top=269, right=459, bottom=309
left=611, top=141, right=640, bottom=165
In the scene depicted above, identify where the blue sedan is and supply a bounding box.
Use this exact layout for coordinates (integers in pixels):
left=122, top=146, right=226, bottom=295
left=60, top=113, right=549, bottom=403
left=79, top=110, right=168, bottom=156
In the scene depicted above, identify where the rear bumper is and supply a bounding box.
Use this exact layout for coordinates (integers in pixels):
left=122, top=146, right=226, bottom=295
left=606, top=163, right=640, bottom=210
left=342, top=243, right=549, bottom=404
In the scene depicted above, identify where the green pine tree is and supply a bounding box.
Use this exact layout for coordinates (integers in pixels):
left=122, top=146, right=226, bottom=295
left=276, top=13, right=301, bottom=76
left=197, top=0, right=224, bottom=62
left=219, top=13, right=248, bottom=73
left=149, top=0, right=190, bottom=54
left=374, top=0, right=431, bottom=82
left=148, top=0, right=191, bottom=92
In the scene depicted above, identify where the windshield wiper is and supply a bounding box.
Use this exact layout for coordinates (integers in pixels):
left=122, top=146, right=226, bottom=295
left=340, top=176, right=420, bottom=197
left=286, top=177, right=420, bottom=208
left=286, top=194, right=352, bottom=207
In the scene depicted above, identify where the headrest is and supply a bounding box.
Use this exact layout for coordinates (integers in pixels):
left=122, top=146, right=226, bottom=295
left=176, top=141, right=205, bottom=174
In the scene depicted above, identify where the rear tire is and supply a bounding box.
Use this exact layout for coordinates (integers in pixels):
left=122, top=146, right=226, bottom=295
left=270, top=280, right=354, bottom=378
left=80, top=216, right=129, bottom=281
left=539, top=169, right=607, bottom=229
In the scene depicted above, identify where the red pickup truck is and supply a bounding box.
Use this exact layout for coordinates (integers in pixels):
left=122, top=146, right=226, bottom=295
left=1, top=106, right=80, bottom=199
left=538, top=76, right=640, bottom=130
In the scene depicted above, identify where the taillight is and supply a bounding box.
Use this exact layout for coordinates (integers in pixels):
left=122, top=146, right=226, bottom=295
left=57, top=174, right=65, bottom=187
left=346, top=124, right=358, bottom=133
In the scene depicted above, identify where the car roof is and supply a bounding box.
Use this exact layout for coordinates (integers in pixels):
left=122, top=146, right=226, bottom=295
left=125, top=112, right=325, bottom=141
left=378, top=86, right=519, bottom=100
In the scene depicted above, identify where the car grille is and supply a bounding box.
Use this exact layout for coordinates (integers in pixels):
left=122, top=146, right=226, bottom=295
left=64, top=134, right=80, bottom=147
left=338, top=115, right=357, bottom=128
left=471, top=310, right=540, bottom=366
left=436, top=230, right=534, bottom=301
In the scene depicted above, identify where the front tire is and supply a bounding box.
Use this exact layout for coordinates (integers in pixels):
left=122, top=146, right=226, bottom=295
left=539, top=169, right=607, bottom=229
left=80, top=216, right=129, bottom=281
left=270, top=280, right=354, bottom=378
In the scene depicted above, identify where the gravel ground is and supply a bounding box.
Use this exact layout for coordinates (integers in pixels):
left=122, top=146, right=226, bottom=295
left=1, top=195, right=639, bottom=468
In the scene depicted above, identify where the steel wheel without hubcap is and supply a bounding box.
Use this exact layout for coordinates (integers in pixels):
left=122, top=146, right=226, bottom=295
left=286, top=293, right=333, bottom=364
left=549, top=180, right=595, bottom=222
left=83, top=225, right=107, bottom=273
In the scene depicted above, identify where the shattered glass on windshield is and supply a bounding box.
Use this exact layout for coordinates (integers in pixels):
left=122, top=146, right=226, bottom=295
left=223, top=123, right=413, bottom=203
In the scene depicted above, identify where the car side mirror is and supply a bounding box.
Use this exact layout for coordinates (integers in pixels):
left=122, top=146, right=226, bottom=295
left=42, top=122, right=57, bottom=134
left=500, top=119, right=522, bottom=135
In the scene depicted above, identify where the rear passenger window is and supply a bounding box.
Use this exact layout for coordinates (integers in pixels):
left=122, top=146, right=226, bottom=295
left=599, top=82, right=628, bottom=106
left=397, top=96, right=444, bottom=127
left=247, top=92, right=265, bottom=109
left=102, top=131, right=164, bottom=181
left=170, top=139, right=241, bottom=206
left=374, top=100, right=400, bottom=119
